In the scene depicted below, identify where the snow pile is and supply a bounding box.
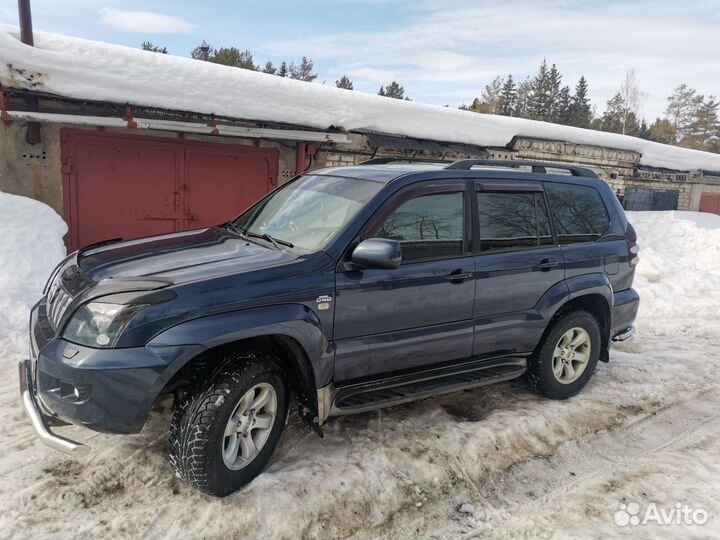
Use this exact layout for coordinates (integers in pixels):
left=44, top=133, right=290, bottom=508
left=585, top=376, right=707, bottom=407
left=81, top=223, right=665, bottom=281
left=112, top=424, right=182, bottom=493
left=2, top=24, right=720, bottom=173
left=628, top=211, right=720, bottom=339
left=0, top=192, right=66, bottom=350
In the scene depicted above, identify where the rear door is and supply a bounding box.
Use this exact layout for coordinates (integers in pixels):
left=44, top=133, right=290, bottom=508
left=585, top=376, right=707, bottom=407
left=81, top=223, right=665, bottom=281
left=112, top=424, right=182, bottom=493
left=544, top=182, right=626, bottom=289
left=472, top=181, right=565, bottom=357
left=334, top=180, right=475, bottom=383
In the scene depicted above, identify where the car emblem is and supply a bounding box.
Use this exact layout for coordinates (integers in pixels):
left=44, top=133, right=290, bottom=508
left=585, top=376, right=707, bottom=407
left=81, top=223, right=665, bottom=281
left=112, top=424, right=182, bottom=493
left=316, top=295, right=332, bottom=310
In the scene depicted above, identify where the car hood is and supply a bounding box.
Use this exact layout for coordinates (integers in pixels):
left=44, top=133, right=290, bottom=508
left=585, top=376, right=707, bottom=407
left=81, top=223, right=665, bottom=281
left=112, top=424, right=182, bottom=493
left=77, top=228, right=301, bottom=283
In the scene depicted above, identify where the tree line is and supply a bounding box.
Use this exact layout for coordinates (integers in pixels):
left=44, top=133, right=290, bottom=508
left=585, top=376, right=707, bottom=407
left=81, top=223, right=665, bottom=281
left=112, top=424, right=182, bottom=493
left=141, top=41, right=408, bottom=100
left=141, top=42, right=718, bottom=154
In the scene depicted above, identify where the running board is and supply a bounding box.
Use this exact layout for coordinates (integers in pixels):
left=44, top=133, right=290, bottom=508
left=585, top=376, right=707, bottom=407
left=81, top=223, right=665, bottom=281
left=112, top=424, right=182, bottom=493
left=330, top=357, right=526, bottom=415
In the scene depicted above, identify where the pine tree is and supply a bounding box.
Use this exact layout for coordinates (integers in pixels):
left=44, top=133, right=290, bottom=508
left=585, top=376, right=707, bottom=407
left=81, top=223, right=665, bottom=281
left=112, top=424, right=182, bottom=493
left=192, top=46, right=256, bottom=69
left=191, top=41, right=213, bottom=61
left=528, top=59, right=551, bottom=121
left=685, top=96, right=719, bottom=150
left=141, top=41, right=168, bottom=54
left=336, top=75, right=354, bottom=90
left=289, top=57, right=317, bottom=81
left=555, top=85, right=572, bottom=125
left=378, top=81, right=409, bottom=100
left=568, top=76, right=592, bottom=128
left=514, top=77, right=532, bottom=119
left=638, top=119, right=650, bottom=140
left=547, top=63, right=563, bottom=122
left=600, top=93, right=629, bottom=134
left=262, top=61, right=277, bottom=75
left=498, top=75, right=517, bottom=116
left=665, top=84, right=703, bottom=143
left=648, top=118, right=675, bottom=144
left=277, top=61, right=289, bottom=77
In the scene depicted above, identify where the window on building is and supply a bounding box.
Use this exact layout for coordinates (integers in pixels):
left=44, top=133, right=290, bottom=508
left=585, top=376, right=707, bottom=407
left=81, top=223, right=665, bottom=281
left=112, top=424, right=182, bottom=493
left=545, top=183, right=610, bottom=244
left=477, top=192, right=552, bottom=252
left=372, top=192, right=464, bottom=262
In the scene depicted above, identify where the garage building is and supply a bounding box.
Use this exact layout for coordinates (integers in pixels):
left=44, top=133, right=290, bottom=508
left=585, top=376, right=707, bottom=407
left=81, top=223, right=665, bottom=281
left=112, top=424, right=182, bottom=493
left=2, top=25, right=720, bottom=250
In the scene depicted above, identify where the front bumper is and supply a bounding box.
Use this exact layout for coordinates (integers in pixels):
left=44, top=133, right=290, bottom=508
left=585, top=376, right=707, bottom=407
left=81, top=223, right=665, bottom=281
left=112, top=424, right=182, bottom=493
left=23, top=301, right=204, bottom=450
left=19, top=359, right=89, bottom=455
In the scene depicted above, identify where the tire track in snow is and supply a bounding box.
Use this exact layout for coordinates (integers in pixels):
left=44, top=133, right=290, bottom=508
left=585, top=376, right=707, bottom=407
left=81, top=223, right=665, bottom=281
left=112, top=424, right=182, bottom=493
left=355, top=385, right=720, bottom=540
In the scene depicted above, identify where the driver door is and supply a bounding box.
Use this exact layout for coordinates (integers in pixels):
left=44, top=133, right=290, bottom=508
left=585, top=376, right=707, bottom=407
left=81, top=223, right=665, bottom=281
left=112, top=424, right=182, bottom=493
left=333, top=180, right=475, bottom=383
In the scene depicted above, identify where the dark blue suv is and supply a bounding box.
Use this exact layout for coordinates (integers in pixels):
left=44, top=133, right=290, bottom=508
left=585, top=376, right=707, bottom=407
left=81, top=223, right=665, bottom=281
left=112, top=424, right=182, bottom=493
left=20, top=159, right=639, bottom=496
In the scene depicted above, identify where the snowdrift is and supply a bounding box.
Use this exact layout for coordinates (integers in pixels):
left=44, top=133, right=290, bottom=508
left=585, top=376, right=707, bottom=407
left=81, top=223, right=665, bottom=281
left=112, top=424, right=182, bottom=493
left=0, top=192, right=66, bottom=347
left=628, top=211, right=720, bottom=339
left=2, top=24, right=720, bottom=173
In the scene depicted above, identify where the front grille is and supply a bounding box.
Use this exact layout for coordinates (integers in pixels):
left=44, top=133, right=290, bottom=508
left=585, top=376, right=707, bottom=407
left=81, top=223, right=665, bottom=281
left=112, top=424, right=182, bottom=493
left=47, top=283, right=73, bottom=331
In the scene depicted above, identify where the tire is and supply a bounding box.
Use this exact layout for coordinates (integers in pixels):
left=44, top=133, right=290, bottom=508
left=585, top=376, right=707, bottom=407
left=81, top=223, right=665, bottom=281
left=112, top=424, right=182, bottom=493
left=527, top=310, right=601, bottom=400
left=169, top=350, right=289, bottom=497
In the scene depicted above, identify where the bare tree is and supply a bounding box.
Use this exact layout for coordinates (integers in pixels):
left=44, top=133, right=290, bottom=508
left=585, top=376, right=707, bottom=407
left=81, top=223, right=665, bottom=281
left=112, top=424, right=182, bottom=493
left=618, top=70, right=645, bottom=135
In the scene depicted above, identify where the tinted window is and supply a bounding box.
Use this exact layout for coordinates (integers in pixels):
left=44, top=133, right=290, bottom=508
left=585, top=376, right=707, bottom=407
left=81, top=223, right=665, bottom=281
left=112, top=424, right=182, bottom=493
left=545, top=183, right=610, bottom=244
left=373, top=192, right=464, bottom=262
left=477, top=192, right=552, bottom=251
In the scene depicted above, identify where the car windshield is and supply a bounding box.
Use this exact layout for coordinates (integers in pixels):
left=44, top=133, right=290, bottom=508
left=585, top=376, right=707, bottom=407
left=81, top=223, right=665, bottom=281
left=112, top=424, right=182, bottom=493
left=231, top=174, right=383, bottom=251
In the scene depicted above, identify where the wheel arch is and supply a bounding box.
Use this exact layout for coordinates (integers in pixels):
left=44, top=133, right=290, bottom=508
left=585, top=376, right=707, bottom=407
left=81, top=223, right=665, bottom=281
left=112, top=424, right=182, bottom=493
left=535, top=273, right=613, bottom=362
left=148, top=304, right=332, bottom=419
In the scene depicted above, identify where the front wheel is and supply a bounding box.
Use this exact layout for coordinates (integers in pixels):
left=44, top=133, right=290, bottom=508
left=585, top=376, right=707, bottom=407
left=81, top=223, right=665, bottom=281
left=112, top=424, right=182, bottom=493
left=527, top=310, right=601, bottom=399
left=169, top=354, right=288, bottom=496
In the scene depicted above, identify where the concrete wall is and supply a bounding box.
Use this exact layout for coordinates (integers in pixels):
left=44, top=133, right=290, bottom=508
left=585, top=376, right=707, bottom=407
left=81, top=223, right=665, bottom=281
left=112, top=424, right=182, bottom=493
left=0, top=121, right=64, bottom=214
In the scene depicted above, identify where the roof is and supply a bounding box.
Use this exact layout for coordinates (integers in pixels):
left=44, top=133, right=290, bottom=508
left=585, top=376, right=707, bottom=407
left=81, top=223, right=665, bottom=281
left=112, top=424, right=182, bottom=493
left=311, top=161, right=607, bottom=186
left=2, top=24, right=720, bottom=173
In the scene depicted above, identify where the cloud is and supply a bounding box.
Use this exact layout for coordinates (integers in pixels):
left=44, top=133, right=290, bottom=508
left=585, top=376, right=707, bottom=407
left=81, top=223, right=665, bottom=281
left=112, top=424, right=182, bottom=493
left=262, top=0, right=720, bottom=118
left=99, top=8, right=195, bottom=34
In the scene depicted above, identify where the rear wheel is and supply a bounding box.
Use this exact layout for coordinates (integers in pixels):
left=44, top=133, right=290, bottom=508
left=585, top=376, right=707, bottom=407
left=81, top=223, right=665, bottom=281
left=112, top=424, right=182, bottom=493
left=169, top=352, right=288, bottom=496
left=527, top=310, right=601, bottom=399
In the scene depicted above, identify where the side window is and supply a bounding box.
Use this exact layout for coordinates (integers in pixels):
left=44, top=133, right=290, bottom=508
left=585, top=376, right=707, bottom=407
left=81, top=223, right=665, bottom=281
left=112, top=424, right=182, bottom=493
left=372, top=192, right=464, bottom=262
left=545, top=183, right=610, bottom=244
left=477, top=191, right=552, bottom=252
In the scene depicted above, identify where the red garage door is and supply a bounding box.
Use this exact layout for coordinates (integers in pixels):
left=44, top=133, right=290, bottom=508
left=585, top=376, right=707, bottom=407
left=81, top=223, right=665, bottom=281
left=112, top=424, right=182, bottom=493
left=61, top=130, right=278, bottom=250
left=700, top=192, right=720, bottom=215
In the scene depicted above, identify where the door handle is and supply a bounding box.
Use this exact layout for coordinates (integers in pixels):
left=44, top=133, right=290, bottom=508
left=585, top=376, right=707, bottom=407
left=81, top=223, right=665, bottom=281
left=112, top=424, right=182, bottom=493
left=445, top=270, right=474, bottom=283
left=535, top=258, right=559, bottom=271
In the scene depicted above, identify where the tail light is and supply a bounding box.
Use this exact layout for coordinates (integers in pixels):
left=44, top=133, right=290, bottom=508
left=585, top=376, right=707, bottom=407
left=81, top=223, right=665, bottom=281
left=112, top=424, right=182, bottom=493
left=625, top=222, right=639, bottom=266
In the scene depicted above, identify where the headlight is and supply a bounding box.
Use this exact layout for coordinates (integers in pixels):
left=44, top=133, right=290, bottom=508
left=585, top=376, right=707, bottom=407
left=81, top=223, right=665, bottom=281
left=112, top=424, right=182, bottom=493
left=62, top=302, right=148, bottom=348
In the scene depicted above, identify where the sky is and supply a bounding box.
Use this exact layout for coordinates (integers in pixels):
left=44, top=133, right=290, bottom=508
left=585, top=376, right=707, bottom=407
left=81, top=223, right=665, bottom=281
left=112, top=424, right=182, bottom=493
left=1, top=0, right=718, bottom=120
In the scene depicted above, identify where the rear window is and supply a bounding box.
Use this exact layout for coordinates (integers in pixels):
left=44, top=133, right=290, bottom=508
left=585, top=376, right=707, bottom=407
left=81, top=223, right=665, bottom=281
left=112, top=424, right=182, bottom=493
left=477, top=192, right=553, bottom=252
left=545, top=183, right=610, bottom=244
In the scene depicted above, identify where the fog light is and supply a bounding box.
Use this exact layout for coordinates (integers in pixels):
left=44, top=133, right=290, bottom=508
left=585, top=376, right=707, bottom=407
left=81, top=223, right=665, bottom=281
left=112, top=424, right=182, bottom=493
left=59, top=381, right=90, bottom=401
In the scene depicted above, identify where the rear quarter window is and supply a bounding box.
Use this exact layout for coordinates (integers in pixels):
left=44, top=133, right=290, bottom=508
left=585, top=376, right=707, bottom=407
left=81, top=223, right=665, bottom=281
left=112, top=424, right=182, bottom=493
left=545, top=183, right=610, bottom=244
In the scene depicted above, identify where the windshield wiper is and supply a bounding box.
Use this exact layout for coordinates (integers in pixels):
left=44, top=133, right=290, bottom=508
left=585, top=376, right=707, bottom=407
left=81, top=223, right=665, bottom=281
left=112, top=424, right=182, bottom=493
left=246, top=231, right=294, bottom=249
left=225, top=223, right=294, bottom=249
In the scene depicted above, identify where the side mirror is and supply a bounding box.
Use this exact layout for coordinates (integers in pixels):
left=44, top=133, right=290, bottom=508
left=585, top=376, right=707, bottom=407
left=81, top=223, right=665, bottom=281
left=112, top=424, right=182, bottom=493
left=351, top=238, right=401, bottom=269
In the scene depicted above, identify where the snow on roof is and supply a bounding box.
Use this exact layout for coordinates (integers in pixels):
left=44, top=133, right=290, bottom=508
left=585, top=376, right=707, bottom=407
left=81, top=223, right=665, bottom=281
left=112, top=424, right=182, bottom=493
left=2, top=24, right=720, bottom=173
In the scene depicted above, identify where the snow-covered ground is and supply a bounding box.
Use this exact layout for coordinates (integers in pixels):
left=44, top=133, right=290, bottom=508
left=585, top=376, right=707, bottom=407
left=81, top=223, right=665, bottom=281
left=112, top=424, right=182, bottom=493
left=0, top=194, right=718, bottom=539
left=3, top=24, right=720, bottom=173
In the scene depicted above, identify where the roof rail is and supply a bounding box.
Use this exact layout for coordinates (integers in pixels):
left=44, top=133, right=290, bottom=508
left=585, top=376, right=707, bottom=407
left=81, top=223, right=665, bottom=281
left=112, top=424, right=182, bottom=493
left=359, top=157, right=452, bottom=165
left=445, top=159, right=598, bottom=178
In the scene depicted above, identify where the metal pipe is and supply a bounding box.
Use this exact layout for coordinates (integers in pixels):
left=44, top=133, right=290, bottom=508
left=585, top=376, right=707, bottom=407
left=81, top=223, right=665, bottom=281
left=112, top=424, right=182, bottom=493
left=0, top=109, right=351, bottom=144
left=17, top=0, right=41, bottom=144
left=18, top=0, right=34, bottom=45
